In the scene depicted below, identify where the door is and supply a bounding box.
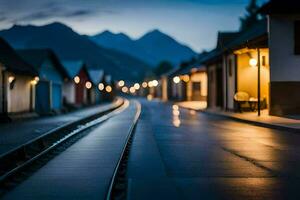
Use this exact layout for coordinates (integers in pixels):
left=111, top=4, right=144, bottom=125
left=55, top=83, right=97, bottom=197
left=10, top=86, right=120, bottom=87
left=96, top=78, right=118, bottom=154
left=192, top=82, right=201, bottom=101
left=36, top=80, right=51, bottom=114
left=52, top=83, right=62, bottom=110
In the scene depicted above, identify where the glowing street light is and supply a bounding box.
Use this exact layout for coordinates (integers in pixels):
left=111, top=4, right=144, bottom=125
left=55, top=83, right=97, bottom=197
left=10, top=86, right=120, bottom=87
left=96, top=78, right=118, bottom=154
left=129, top=87, right=136, bottom=94
left=74, top=76, right=80, bottom=84
left=249, top=58, right=258, bottom=67
left=105, top=85, right=112, bottom=93
left=152, top=80, right=158, bottom=87
left=118, top=80, right=125, bottom=87
left=122, top=86, right=128, bottom=93
left=134, top=83, right=140, bottom=90
left=98, top=83, right=104, bottom=91
left=85, top=81, right=92, bottom=89
left=173, top=76, right=180, bottom=84
left=182, top=75, right=190, bottom=82
left=142, top=82, right=148, bottom=88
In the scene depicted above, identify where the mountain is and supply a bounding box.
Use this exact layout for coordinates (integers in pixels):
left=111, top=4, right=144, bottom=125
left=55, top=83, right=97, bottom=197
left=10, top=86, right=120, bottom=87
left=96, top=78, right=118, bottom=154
left=0, top=22, right=152, bottom=82
left=90, top=29, right=197, bottom=67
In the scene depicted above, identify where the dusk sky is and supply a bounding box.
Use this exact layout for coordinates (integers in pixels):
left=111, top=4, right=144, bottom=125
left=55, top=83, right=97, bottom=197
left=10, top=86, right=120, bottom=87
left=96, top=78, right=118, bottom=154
left=0, top=0, right=268, bottom=52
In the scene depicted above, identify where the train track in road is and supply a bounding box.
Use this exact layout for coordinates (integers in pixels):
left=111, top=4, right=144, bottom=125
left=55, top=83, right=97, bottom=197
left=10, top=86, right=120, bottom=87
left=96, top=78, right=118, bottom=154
left=0, top=98, right=127, bottom=195
left=106, top=101, right=141, bottom=200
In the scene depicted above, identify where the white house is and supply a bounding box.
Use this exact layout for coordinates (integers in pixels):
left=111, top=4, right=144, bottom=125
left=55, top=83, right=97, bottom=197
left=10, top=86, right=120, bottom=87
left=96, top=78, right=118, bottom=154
left=261, top=0, right=300, bottom=116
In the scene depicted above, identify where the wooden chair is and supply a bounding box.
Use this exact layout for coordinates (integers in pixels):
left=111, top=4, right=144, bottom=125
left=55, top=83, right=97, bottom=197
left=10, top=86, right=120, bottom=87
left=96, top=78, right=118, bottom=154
left=234, top=92, right=250, bottom=113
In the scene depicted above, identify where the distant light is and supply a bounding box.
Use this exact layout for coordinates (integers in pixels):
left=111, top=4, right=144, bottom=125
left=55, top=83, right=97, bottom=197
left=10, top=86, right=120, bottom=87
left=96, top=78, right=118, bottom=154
left=98, top=83, right=104, bottom=91
left=134, top=83, right=140, bottom=90
left=105, top=85, right=112, bottom=93
left=122, top=86, right=128, bottom=93
left=8, top=76, right=15, bottom=83
left=34, top=76, right=40, bottom=82
left=129, top=87, right=136, bottom=94
left=182, top=75, right=190, bottom=82
left=30, top=80, right=38, bottom=85
left=173, top=76, right=180, bottom=84
left=152, top=80, right=158, bottom=87
left=147, top=94, right=153, bottom=100
left=118, top=80, right=125, bottom=87
left=74, top=76, right=80, bottom=84
left=172, top=105, right=179, bottom=110
left=249, top=58, right=258, bottom=67
left=148, top=81, right=154, bottom=88
left=85, top=81, right=92, bottom=89
left=142, top=82, right=148, bottom=88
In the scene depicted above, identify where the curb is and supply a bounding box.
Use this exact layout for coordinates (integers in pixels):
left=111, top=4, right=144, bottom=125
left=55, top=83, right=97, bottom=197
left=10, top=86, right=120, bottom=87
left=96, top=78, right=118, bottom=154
left=178, top=106, right=300, bottom=134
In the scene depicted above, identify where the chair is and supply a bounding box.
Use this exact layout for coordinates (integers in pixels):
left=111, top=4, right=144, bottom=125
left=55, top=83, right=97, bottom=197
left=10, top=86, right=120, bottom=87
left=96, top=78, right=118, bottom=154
left=234, top=92, right=250, bottom=113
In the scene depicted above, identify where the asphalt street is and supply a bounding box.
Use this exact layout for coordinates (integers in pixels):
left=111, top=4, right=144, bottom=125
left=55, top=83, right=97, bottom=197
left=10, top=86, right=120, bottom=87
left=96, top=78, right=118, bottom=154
left=127, top=98, right=300, bottom=200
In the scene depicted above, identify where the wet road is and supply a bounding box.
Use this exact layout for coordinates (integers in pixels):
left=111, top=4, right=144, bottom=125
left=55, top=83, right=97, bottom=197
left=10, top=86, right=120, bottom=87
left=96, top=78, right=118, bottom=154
left=127, top=99, right=300, bottom=200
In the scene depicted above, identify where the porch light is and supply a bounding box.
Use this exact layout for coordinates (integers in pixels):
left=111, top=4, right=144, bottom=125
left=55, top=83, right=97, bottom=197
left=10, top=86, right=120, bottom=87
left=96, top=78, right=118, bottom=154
left=142, top=82, right=147, bottom=88
left=30, top=76, right=39, bottom=85
left=98, top=83, right=104, bottom=91
left=85, top=81, right=92, bottom=89
left=118, top=80, right=125, bottom=87
left=129, top=87, right=136, bottom=94
left=173, top=76, right=180, bottom=84
left=74, top=76, right=80, bottom=84
left=152, top=80, right=158, bottom=87
left=249, top=58, right=258, bottom=67
left=105, top=85, right=112, bottom=93
left=8, top=76, right=15, bottom=83
left=148, top=81, right=153, bottom=88
left=182, top=75, right=190, bottom=82
left=122, top=87, right=128, bottom=93
left=134, top=83, right=140, bottom=90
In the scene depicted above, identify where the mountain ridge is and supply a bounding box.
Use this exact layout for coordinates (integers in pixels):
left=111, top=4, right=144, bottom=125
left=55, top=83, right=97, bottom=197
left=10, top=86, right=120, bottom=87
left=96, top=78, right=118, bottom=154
left=0, top=22, right=152, bottom=82
left=90, top=29, right=197, bottom=67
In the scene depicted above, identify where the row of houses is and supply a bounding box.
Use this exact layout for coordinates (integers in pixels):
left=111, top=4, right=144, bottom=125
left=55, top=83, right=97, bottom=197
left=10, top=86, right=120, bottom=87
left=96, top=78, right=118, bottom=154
left=150, top=0, right=300, bottom=118
left=0, top=37, right=114, bottom=120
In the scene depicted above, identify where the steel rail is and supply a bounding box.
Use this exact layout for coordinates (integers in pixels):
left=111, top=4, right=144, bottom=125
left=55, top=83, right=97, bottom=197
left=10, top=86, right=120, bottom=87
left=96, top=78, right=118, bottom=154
left=0, top=99, right=128, bottom=185
left=106, top=100, right=142, bottom=200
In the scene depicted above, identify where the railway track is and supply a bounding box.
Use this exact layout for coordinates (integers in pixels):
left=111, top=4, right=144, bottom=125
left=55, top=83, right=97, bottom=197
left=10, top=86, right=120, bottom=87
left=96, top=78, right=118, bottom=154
left=0, top=98, right=126, bottom=195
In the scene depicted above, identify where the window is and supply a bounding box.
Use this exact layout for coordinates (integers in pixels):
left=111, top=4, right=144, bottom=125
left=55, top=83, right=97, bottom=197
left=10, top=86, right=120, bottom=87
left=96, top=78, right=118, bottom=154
left=294, top=21, right=300, bottom=55
left=228, top=59, right=233, bottom=77
left=262, top=55, right=266, bottom=66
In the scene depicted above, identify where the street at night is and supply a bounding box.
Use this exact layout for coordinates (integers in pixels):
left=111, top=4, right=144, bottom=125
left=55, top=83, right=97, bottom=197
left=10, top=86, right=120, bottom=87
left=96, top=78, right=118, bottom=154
left=1, top=0, right=300, bottom=199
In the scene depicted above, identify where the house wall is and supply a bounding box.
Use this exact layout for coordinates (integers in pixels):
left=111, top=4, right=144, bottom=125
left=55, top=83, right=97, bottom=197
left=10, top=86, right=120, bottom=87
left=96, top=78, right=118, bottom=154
left=236, top=49, right=270, bottom=105
left=39, top=58, right=63, bottom=110
left=269, top=16, right=300, bottom=115
left=76, top=69, right=89, bottom=105
left=62, top=81, right=75, bottom=104
left=7, top=73, right=33, bottom=113
left=191, top=72, right=207, bottom=98
left=207, top=64, right=217, bottom=108
left=224, top=54, right=236, bottom=110
left=162, top=77, right=168, bottom=101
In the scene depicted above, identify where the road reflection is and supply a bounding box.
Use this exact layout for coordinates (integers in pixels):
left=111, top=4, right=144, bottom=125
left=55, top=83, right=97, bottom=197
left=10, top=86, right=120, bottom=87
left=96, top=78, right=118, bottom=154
left=172, top=105, right=181, bottom=127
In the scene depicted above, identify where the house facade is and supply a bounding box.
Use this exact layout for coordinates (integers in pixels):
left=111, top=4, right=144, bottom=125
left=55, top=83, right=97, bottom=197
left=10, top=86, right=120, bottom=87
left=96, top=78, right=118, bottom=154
left=261, top=0, right=300, bottom=116
left=61, top=60, right=85, bottom=106
left=87, top=69, right=104, bottom=104
left=18, top=49, right=67, bottom=114
left=0, top=38, right=38, bottom=117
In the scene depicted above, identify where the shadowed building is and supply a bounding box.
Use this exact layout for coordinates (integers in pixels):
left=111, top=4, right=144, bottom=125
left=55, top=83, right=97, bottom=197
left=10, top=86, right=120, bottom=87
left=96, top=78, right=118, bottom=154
left=0, top=38, right=38, bottom=119
left=18, top=49, right=67, bottom=114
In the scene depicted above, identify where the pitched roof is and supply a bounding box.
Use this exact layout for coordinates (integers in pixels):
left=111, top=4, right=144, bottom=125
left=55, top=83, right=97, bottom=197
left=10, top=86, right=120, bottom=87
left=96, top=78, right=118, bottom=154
left=62, top=60, right=84, bottom=79
left=216, top=32, right=241, bottom=49
left=0, top=37, right=37, bottom=76
left=87, top=69, right=104, bottom=85
left=17, top=49, right=68, bottom=78
left=200, top=19, right=268, bottom=65
left=259, top=0, right=300, bottom=15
